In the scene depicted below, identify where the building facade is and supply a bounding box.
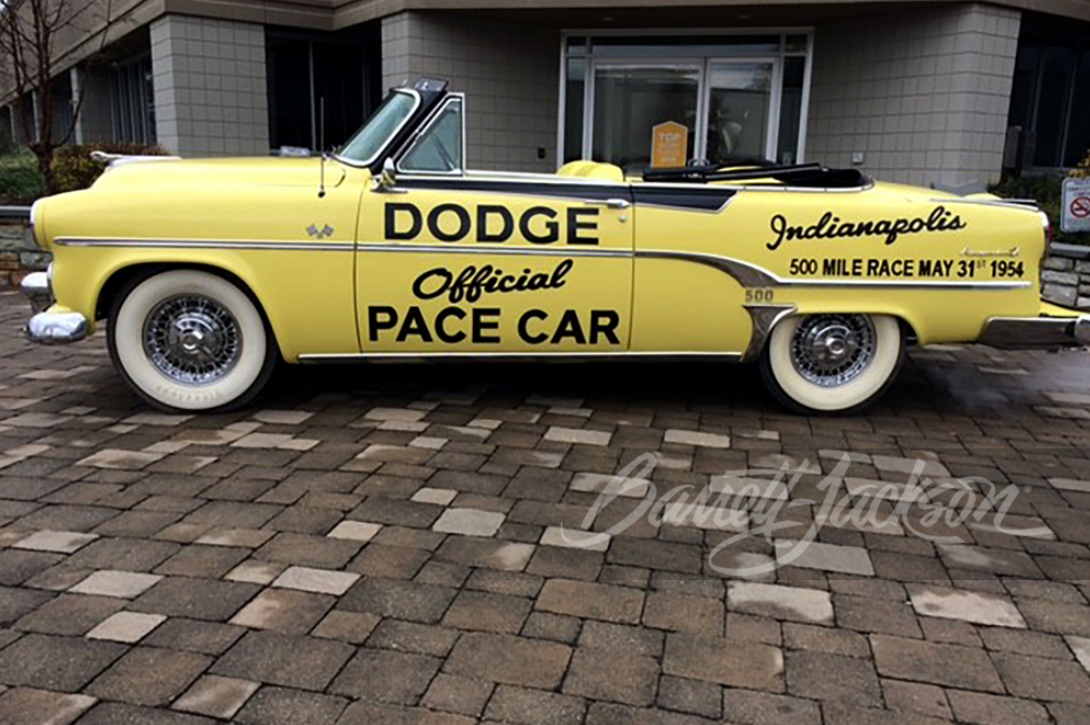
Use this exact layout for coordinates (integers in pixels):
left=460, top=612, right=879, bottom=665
left=2, top=0, right=1088, bottom=190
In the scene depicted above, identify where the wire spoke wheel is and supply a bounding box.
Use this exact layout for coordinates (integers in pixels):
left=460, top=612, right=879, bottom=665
left=761, top=313, right=904, bottom=414
left=790, top=314, right=876, bottom=388
left=143, top=295, right=243, bottom=385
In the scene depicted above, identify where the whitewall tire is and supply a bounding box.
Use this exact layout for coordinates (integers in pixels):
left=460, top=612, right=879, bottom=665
left=760, top=313, right=904, bottom=415
left=108, top=270, right=277, bottom=412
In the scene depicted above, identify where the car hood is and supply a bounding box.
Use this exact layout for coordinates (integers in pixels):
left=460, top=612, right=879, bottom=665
left=90, top=156, right=349, bottom=191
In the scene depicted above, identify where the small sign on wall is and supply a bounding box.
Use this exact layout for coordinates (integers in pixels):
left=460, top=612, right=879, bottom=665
left=651, top=122, right=688, bottom=169
left=1062, top=178, right=1090, bottom=233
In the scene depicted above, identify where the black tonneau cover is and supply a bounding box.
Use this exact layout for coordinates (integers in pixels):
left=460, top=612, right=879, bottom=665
left=643, top=162, right=870, bottom=189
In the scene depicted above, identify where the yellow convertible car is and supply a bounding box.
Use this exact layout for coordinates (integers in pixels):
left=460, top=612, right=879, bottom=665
left=20, top=78, right=1090, bottom=414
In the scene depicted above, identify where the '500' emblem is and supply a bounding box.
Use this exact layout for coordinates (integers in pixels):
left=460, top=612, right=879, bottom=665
left=385, top=202, right=600, bottom=246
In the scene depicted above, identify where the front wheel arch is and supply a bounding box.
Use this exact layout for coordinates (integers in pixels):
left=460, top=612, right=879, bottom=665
left=95, top=262, right=284, bottom=361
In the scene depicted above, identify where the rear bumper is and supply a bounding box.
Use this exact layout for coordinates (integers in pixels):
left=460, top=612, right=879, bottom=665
left=979, top=315, right=1090, bottom=349
left=20, top=267, right=89, bottom=345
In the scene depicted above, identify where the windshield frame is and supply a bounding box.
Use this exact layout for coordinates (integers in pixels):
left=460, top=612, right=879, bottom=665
left=334, top=88, right=422, bottom=168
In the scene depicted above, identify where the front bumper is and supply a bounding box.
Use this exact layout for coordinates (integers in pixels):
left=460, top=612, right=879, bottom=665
left=20, top=267, right=88, bottom=345
left=979, top=314, right=1090, bottom=350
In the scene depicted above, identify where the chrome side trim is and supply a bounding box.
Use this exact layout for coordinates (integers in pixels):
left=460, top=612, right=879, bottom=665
left=299, top=351, right=744, bottom=363
left=979, top=315, right=1090, bottom=349
left=635, top=250, right=1032, bottom=290
left=54, top=238, right=353, bottom=252
left=742, top=304, right=796, bottom=362
left=26, top=311, right=88, bottom=345
left=355, top=243, right=628, bottom=259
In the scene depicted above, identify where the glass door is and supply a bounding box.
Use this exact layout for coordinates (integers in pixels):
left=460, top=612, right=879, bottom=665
left=582, top=56, right=785, bottom=172
left=590, top=64, right=701, bottom=174
left=703, top=61, right=776, bottom=165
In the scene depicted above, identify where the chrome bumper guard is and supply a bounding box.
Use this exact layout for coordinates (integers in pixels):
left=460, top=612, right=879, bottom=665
left=979, top=315, right=1090, bottom=350
left=19, top=267, right=89, bottom=345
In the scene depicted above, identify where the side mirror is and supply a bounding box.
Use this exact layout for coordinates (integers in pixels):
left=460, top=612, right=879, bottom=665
left=375, top=158, right=398, bottom=192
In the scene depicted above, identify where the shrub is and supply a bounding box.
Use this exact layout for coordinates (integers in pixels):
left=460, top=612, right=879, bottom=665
left=1071, top=149, right=1090, bottom=180
left=53, top=142, right=168, bottom=194
left=990, top=171, right=1090, bottom=246
left=0, top=148, right=45, bottom=204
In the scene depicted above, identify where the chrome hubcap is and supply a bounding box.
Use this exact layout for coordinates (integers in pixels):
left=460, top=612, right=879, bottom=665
left=143, top=295, right=241, bottom=385
left=791, top=315, right=876, bottom=387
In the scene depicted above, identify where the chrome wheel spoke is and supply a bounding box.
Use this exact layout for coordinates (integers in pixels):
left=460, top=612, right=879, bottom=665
left=142, top=295, right=242, bottom=385
left=790, top=315, right=876, bottom=388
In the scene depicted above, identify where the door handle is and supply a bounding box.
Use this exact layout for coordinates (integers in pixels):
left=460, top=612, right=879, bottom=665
left=584, top=198, right=631, bottom=210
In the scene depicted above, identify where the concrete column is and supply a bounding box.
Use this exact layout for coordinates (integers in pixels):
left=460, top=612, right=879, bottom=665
left=381, top=11, right=559, bottom=172
left=150, top=14, right=269, bottom=157
left=806, top=3, right=1021, bottom=189
left=71, top=65, right=114, bottom=145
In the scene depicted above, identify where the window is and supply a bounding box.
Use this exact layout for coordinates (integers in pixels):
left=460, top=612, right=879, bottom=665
left=1008, top=13, right=1090, bottom=169
left=110, top=55, right=155, bottom=145
left=561, top=33, right=812, bottom=173
left=400, top=98, right=464, bottom=174
left=266, top=25, right=381, bottom=153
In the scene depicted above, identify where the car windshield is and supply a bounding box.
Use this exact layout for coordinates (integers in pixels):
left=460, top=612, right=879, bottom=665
left=338, top=91, right=418, bottom=164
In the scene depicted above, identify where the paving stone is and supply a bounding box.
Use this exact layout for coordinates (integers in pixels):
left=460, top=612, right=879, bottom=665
left=234, top=686, right=347, bottom=725
left=525, top=545, right=602, bottom=581
left=728, top=582, right=832, bottom=626
left=229, top=588, right=333, bottom=635
left=0, top=550, right=64, bottom=586
left=871, top=635, right=1004, bottom=693
left=540, top=525, right=610, bottom=551
left=130, top=578, right=261, bottom=621
left=946, top=689, right=1050, bottom=725
left=172, top=675, right=260, bottom=719
left=720, top=689, right=822, bottom=725
left=907, top=584, right=1025, bottom=628
left=665, top=430, right=731, bottom=448
left=643, top=591, right=724, bottom=635
left=224, top=560, right=286, bottom=585
left=569, top=472, right=650, bottom=499
left=87, top=611, right=166, bottom=643
left=422, top=673, right=494, bottom=718
left=544, top=427, right=611, bottom=446
left=65, top=538, right=180, bottom=572
left=881, top=679, right=952, bottom=720
left=143, top=619, right=245, bottom=655
left=834, top=594, right=922, bottom=637
left=86, top=646, right=211, bottom=707
left=367, top=619, right=459, bottom=656
left=444, top=632, right=572, bottom=689
left=433, top=508, right=506, bottom=536
left=537, top=579, right=644, bottom=624
left=436, top=536, right=536, bottom=571
left=486, top=684, right=586, bottom=725
left=656, top=675, right=720, bottom=719
left=338, top=577, right=457, bottom=623
left=784, top=651, right=882, bottom=706
left=564, top=646, right=659, bottom=705
left=272, top=566, right=359, bottom=596
left=774, top=540, right=874, bottom=576
left=608, top=537, right=703, bottom=573
left=11, top=530, right=98, bottom=554
left=346, top=543, right=430, bottom=579
left=211, top=631, right=354, bottom=691
left=782, top=622, right=870, bottom=658
left=330, top=648, right=441, bottom=703
left=155, top=545, right=250, bottom=578
left=0, top=687, right=97, bottom=725
left=13, top=593, right=125, bottom=636
left=0, top=633, right=126, bottom=691
left=76, top=701, right=220, bottom=723
left=326, top=520, right=382, bottom=542
left=442, top=590, right=531, bottom=634
left=578, top=621, right=664, bottom=657
left=663, top=633, right=784, bottom=691
left=991, top=651, right=1090, bottom=704
left=311, top=610, right=380, bottom=644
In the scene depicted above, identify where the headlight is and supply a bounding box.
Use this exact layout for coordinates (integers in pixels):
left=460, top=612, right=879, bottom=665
left=29, top=198, right=47, bottom=250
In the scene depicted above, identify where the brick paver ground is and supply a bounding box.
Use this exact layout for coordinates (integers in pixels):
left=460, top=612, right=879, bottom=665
left=1, top=290, right=1090, bottom=724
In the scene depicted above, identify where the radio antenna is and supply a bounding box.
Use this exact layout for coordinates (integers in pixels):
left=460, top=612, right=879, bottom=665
left=318, top=97, right=326, bottom=198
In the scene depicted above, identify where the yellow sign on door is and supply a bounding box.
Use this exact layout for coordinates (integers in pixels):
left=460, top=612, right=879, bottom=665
left=651, top=121, right=688, bottom=169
